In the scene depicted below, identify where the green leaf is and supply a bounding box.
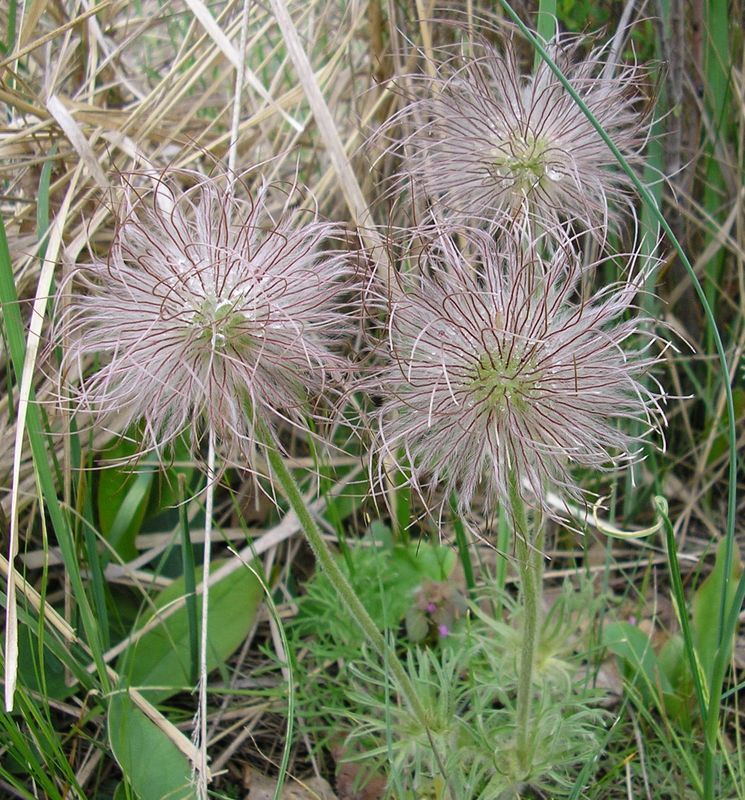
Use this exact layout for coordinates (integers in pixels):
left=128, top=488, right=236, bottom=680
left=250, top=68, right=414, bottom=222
left=294, top=540, right=456, bottom=651
left=368, top=519, right=393, bottom=547
left=98, top=437, right=155, bottom=561
left=657, top=633, right=687, bottom=691
left=603, top=621, right=671, bottom=705
left=148, top=435, right=195, bottom=514
left=17, top=623, right=74, bottom=701
left=108, top=691, right=195, bottom=800
left=118, top=561, right=263, bottom=703
left=692, top=537, right=743, bottom=692
left=113, top=781, right=130, bottom=800
left=391, top=542, right=456, bottom=585
left=658, top=634, right=695, bottom=728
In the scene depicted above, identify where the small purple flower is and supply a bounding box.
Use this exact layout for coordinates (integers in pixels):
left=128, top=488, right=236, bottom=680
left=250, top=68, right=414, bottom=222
left=385, top=34, right=650, bottom=234
left=373, top=229, right=666, bottom=518
left=58, top=170, right=356, bottom=465
left=426, top=602, right=438, bottom=614
left=437, top=624, right=450, bottom=638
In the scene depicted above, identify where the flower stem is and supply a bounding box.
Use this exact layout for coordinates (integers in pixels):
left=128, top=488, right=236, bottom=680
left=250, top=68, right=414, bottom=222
left=195, top=426, right=216, bottom=800
left=260, top=432, right=433, bottom=744
left=508, top=473, right=544, bottom=777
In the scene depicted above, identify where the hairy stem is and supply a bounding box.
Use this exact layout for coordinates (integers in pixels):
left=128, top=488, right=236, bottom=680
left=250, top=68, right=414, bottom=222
left=260, top=428, right=436, bottom=754
left=194, top=426, right=216, bottom=799
left=497, top=9, right=738, bottom=792
left=509, top=473, right=544, bottom=777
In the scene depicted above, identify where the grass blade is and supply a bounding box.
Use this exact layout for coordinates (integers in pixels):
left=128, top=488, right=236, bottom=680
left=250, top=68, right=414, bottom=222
left=493, top=9, right=738, bottom=795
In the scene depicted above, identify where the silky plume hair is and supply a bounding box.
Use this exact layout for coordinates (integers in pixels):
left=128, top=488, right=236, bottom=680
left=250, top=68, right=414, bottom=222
left=371, top=229, right=667, bottom=520
left=383, top=33, right=651, bottom=237
left=57, top=170, right=357, bottom=466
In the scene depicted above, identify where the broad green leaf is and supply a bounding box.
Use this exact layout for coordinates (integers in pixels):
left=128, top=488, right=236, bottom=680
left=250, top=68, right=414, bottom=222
left=603, top=621, right=671, bottom=704
left=368, top=519, right=393, bottom=547
left=658, top=634, right=695, bottom=728
left=391, top=542, right=456, bottom=585
left=98, top=437, right=154, bottom=561
left=691, top=537, right=743, bottom=692
left=17, top=623, right=74, bottom=701
left=707, top=387, right=745, bottom=464
left=657, top=633, right=687, bottom=690
left=108, top=691, right=194, bottom=800
left=147, top=435, right=194, bottom=514
left=118, top=562, right=262, bottom=703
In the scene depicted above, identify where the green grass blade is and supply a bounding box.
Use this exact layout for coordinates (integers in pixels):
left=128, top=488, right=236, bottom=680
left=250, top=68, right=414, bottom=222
left=178, top=474, right=199, bottom=685
left=450, top=494, right=476, bottom=600
left=79, top=469, right=111, bottom=650
left=0, top=214, right=110, bottom=694
left=36, top=152, right=54, bottom=261
left=492, top=10, right=737, bottom=798
left=534, top=0, right=556, bottom=68
left=656, top=499, right=707, bottom=720
left=0, top=0, right=16, bottom=54
left=492, top=10, right=738, bottom=796
left=230, top=552, right=294, bottom=800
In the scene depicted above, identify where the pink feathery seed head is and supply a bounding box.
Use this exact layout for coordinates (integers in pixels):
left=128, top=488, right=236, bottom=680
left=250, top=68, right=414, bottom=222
left=57, top=169, right=359, bottom=466
left=373, top=228, right=668, bottom=520
left=384, top=32, right=652, bottom=236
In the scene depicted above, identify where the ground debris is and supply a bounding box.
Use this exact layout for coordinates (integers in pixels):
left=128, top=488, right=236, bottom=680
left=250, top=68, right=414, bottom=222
left=242, top=766, right=337, bottom=799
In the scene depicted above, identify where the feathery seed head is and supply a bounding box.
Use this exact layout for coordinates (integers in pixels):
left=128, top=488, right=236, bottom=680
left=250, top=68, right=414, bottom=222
left=387, top=34, right=650, bottom=234
left=59, top=170, right=356, bottom=465
left=373, top=230, right=666, bottom=518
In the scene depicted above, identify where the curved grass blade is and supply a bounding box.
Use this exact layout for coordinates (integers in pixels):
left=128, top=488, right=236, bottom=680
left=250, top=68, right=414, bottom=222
left=493, top=8, right=738, bottom=796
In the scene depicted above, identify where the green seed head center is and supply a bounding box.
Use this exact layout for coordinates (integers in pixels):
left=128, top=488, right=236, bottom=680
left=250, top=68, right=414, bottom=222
left=493, top=134, right=560, bottom=190
left=192, top=294, right=247, bottom=350
left=470, top=352, right=538, bottom=412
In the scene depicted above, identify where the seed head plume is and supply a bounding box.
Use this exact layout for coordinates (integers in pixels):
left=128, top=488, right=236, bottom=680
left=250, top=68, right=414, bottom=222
left=373, top=229, right=667, bottom=520
left=58, top=169, right=356, bottom=467
left=56, top=168, right=358, bottom=799
left=385, top=33, right=651, bottom=236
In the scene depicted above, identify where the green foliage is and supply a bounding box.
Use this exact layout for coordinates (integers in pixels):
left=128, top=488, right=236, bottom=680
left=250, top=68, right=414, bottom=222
left=555, top=0, right=655, bottom=58
left=604, top=538, right=743, bottom=736
left=98, top=433, right=194, bottom=562
left=287, top=549, right=606, bottom=798
left=0, top=0, right=16, bottom=54
left=0, top=689, right=84, bottom=799
left=98, top=438, right=155, bottom=563
left=16, top=620, right=78, bottom=702
left=118, top=561, right=263, bottom=703
left=692, top=539, right=743, bottom=696
left=291, top=525, right=456, bottom=652
left=108, top=691, right=194, bottom=800
left=556, top=0, right=612, bottom=32
left=0, top=211, right=111, bottom=694
left=604, top=620, right=684, bottom=721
